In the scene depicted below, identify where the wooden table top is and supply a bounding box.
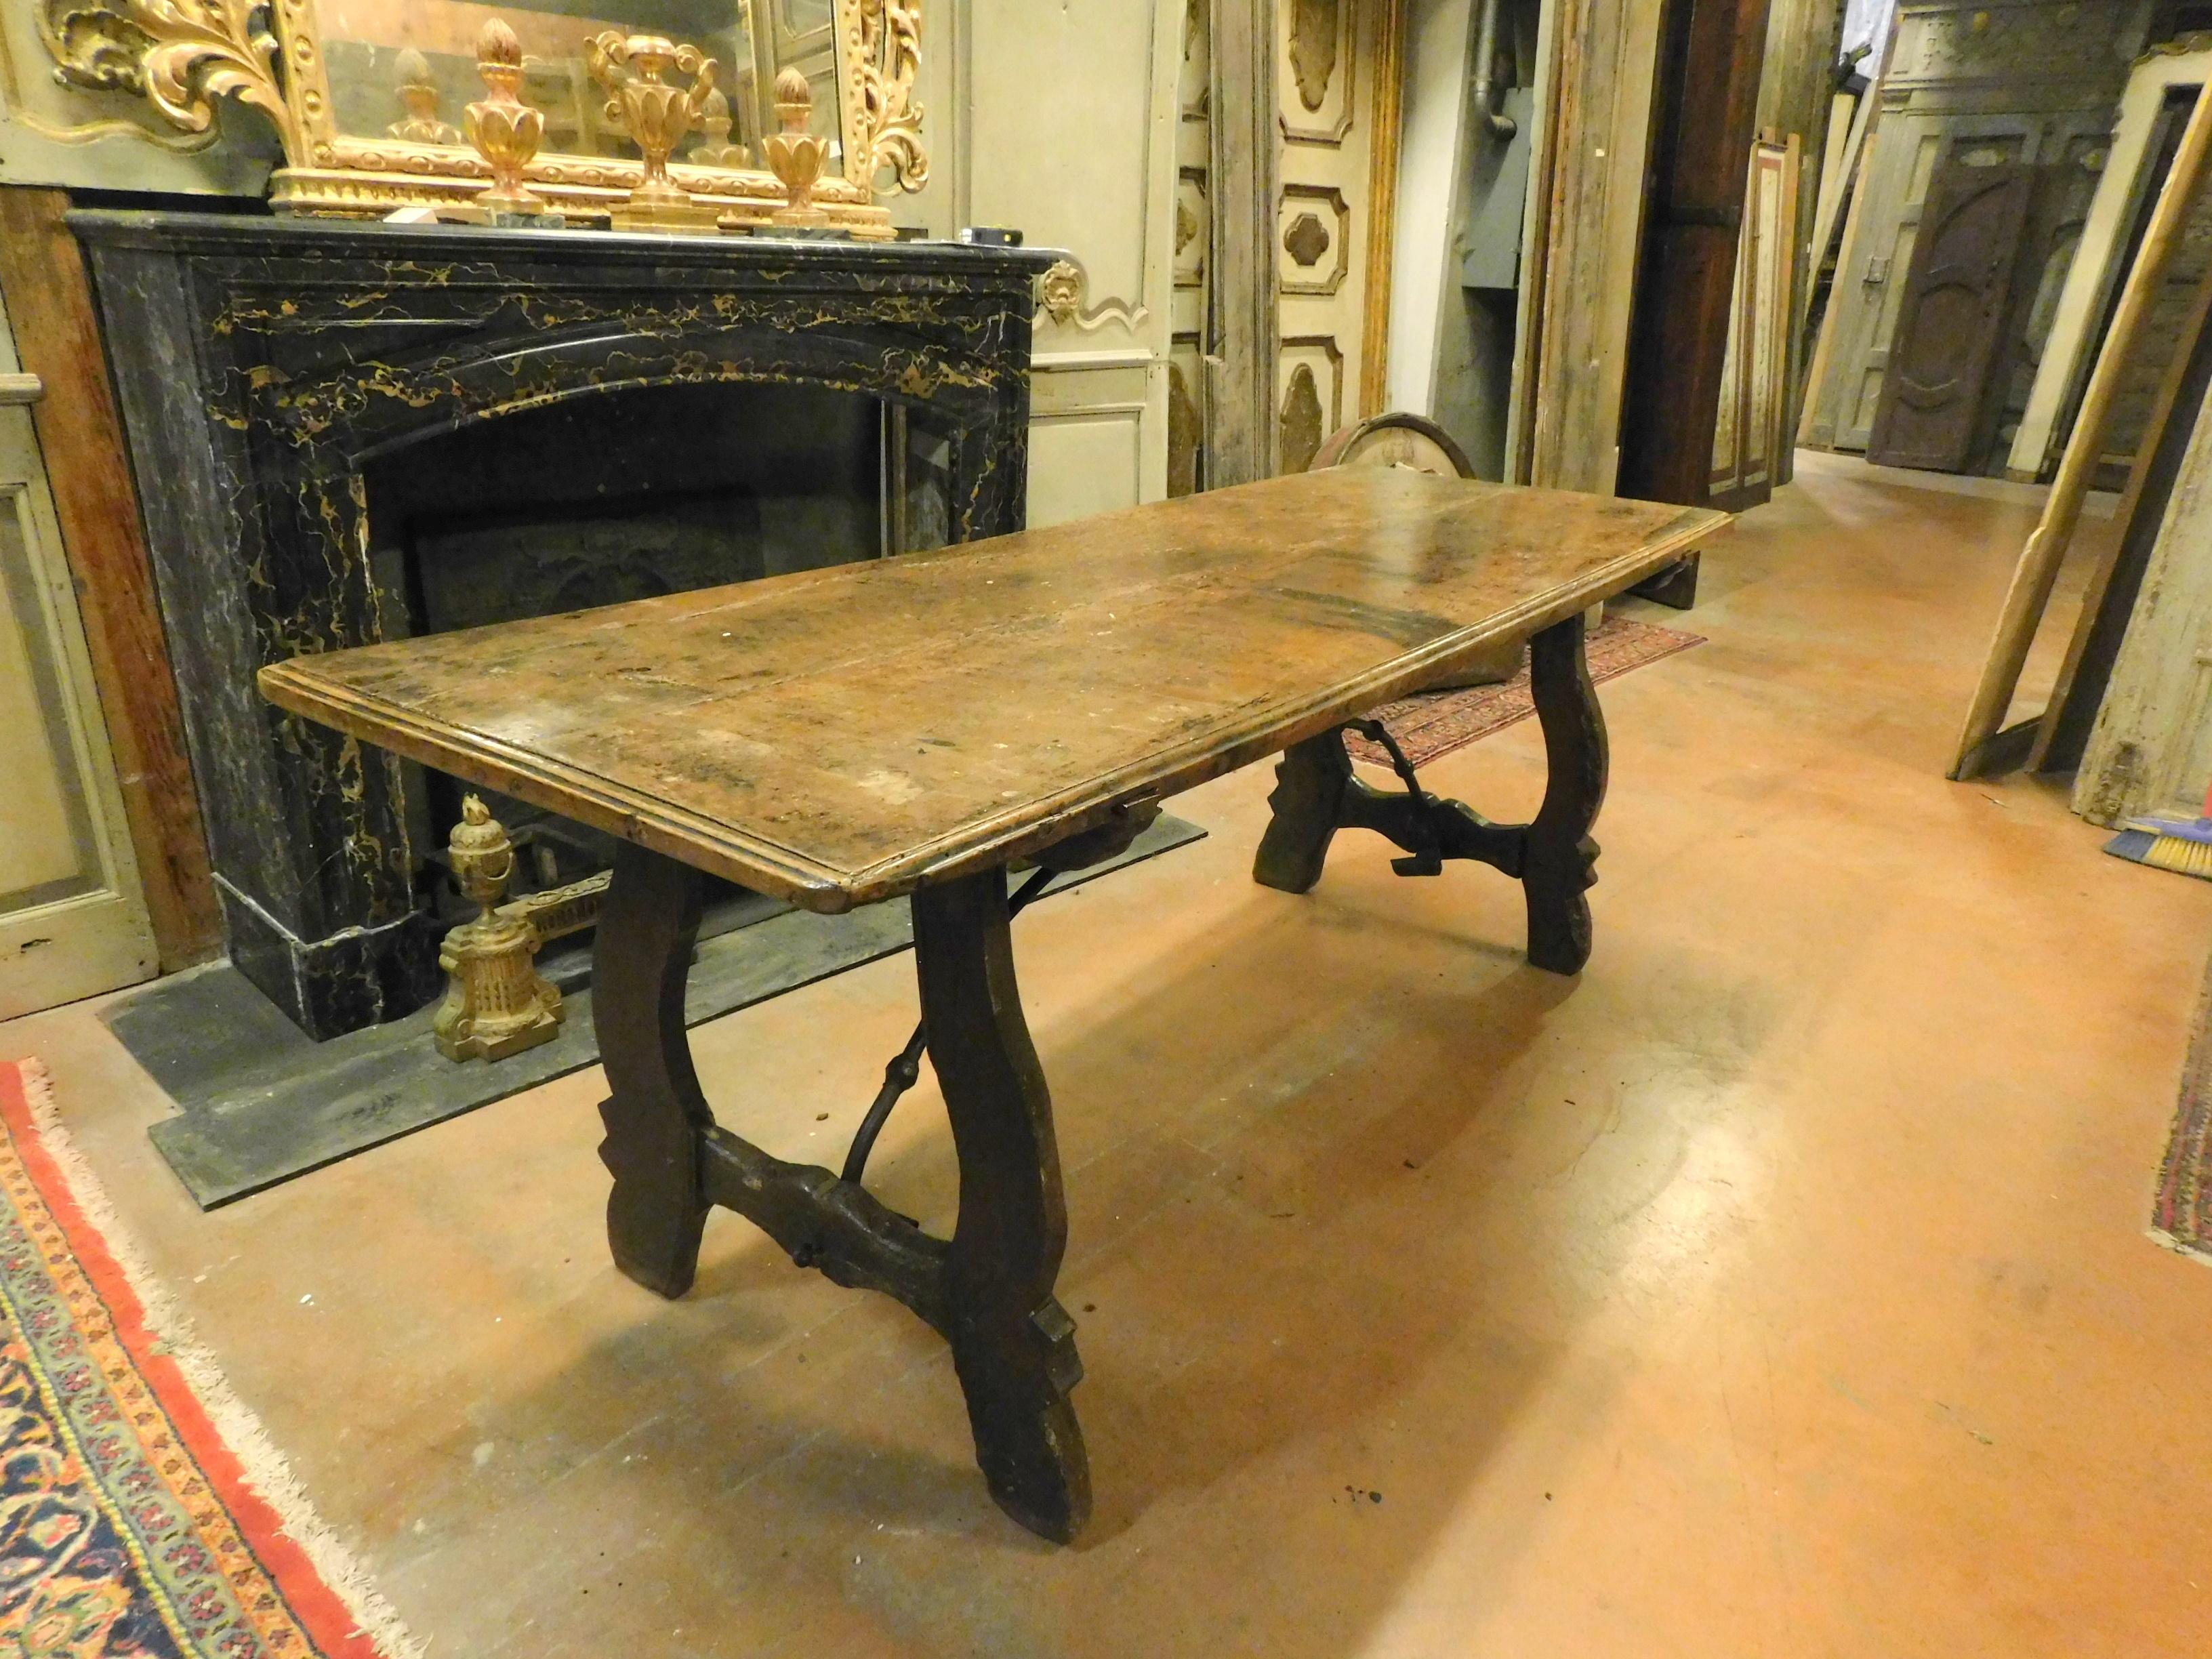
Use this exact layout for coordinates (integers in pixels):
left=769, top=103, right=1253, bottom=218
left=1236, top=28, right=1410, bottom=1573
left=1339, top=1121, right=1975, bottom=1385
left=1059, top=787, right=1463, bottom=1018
left=260, top=470, right=1723, bottom=912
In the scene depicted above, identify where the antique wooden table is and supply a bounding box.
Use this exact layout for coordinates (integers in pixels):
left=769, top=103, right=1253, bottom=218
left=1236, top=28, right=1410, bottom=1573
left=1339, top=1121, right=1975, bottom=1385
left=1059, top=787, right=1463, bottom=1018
left=260, top=468, right=1722, bottom=1542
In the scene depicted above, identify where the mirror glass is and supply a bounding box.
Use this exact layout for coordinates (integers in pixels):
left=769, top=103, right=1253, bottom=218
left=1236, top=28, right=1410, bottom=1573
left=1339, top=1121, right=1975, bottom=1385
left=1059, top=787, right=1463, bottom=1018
left=316, top=0, right=847, bottom=173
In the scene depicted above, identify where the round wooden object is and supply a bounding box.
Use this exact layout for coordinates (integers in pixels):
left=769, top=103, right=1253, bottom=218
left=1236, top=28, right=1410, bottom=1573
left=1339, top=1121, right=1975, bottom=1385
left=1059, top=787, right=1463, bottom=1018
left=1310, top=412, right=1477, bottom=479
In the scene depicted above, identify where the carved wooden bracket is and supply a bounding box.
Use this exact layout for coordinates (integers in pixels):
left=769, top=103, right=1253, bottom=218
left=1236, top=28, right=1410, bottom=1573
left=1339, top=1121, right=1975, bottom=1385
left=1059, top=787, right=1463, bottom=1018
left=1038, top=258, right=1146, bottom=333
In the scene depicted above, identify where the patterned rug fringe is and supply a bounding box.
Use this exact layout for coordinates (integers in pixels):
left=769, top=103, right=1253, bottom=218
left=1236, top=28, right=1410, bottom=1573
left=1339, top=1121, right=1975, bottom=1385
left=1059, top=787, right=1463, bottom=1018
left=2148, top=951, right=2212, bottom=1267
left=15, top=1059, right=426, bottom=1658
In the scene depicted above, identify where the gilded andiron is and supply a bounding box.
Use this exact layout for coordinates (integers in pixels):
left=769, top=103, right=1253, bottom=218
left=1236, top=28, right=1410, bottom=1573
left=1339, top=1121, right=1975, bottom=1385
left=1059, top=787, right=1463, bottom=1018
left=590, top=31, right=720, bottom=232
left=433, top=797, right=609, bottom=1063
left=761, top=67, right=832, bottom=231
left=447, top=20, right=559, bottom=226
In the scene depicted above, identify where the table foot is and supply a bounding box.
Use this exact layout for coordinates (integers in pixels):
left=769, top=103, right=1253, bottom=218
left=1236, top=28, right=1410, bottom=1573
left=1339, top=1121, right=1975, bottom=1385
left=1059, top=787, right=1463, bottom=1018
left=594, top=843, right=714, bottom=1299
left=1253, top=731, right=1354, bottom=893
left=1523, top=613, right=1608, bottom=976
left=1250, top=612, right=1610, bottom=975
left=914, top=869, right=1092, bottom=1544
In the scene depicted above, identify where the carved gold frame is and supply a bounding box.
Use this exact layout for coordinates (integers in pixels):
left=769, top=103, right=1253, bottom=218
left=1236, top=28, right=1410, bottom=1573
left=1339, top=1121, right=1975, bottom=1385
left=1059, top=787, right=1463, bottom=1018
left=106, top=0, right=925, bottom=229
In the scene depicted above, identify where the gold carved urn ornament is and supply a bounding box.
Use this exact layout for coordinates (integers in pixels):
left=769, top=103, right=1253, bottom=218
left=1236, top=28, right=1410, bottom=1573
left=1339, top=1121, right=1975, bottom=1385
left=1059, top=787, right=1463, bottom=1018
left=761, top=67, right=832, bottom=232
left=50, top=0, right=931, bottom=234
left=590, top=31, right=721, bottom=232
left=447, top=20, right=560, bottom=227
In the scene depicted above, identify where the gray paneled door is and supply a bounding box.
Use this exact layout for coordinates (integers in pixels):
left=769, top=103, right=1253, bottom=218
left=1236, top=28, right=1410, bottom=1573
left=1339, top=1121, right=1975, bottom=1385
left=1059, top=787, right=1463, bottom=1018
left=1866, top=158, right=2036, bottom=471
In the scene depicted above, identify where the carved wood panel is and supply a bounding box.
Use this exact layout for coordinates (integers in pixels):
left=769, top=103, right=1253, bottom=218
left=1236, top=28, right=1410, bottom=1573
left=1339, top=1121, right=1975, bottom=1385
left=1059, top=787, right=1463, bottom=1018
left=1275, top=0, right=1395, bottom=470
left=1867, top=157, right=2036, bottom=470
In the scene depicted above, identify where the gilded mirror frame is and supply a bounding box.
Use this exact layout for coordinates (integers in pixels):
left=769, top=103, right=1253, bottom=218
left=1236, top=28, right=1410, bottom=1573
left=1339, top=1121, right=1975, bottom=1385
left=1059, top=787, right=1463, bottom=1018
left=110, top=0, right=925, bottom=230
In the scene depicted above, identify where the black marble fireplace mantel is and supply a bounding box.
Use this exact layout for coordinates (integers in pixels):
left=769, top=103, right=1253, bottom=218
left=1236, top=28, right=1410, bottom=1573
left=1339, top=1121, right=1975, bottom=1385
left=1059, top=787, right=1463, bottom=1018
left=75, top=210, right=1054, bottom=1040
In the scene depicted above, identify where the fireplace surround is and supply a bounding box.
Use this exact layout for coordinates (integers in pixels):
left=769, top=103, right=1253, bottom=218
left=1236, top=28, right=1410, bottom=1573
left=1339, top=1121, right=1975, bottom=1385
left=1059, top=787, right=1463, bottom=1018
left=75, top=211, right=1052, bottom=1039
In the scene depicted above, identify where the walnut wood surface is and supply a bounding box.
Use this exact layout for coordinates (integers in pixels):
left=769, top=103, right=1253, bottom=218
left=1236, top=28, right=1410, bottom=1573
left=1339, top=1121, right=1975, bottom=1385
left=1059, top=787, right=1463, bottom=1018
left=261, top=470, right=1720, bottom=913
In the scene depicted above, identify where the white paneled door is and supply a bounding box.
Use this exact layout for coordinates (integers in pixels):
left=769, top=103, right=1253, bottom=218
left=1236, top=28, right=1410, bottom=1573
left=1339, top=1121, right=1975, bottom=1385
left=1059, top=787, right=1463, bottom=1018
left=964, top=0, right=1184, bottom=527
left=0, top=292, right=155, bottom=1018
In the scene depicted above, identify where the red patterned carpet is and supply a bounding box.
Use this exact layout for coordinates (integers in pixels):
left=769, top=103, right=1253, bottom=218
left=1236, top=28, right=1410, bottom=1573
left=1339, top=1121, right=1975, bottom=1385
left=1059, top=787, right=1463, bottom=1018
left=0, top=1058, right=417, bottom=1657
left=2153, top=956, right=2212, bottom=1263
left=1347, top=616, right=1706, bottom=771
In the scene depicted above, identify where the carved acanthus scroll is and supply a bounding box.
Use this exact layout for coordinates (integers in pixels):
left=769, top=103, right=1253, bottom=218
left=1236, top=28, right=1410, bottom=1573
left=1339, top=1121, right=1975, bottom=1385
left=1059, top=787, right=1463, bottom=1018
left=38, top=0, right=154, bottom=92
left=852, top=0, right=928, bottom=190
left=129, top=0, right=297, bottom=152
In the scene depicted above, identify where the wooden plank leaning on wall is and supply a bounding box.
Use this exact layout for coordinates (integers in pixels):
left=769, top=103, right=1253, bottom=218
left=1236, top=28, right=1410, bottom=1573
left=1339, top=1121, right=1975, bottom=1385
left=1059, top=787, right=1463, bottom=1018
left=1611, top=0, right=1776, bottom=609
left=1521, top=0, right=1670, bottom=495
left=0, top=188, right=219, bottom=970
left=1950, top=83, right=2212, bottom=781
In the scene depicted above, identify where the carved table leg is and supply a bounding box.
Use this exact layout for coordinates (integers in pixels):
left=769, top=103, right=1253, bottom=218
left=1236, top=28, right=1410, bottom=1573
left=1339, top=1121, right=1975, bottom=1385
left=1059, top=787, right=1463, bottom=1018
left=594, top=842, right=714, bottom=1298
left=1523, top=613, right=1610, bottom=975
left=912, top=868, right=1092, bottom=1543
left=1253, top=729, right=1355, bottom=893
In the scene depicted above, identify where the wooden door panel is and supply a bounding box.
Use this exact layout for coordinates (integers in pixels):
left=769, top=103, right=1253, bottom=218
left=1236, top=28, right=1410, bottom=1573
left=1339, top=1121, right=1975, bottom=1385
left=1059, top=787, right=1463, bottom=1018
left=1275, top=0, right=1395, bottom=471
left=1711, top=139, right=1799, bottom=510
left=0, top=392, right=156, bottom=1018
left=1868, top=160, right=2036, bottom=470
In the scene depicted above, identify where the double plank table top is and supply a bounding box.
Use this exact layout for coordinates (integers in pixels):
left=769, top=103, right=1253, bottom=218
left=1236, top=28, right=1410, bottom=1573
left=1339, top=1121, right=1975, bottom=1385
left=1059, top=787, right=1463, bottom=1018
left=260, top=469, right=1723, bottom=912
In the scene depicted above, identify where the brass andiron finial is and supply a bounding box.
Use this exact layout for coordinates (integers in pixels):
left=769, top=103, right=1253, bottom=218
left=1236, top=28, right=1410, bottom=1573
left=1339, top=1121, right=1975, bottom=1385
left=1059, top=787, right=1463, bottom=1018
left=762, top=66, right=832, bottom=230
left=455, top=20, right=558, bottom=224
left=590, top=30, right=720, bottom=231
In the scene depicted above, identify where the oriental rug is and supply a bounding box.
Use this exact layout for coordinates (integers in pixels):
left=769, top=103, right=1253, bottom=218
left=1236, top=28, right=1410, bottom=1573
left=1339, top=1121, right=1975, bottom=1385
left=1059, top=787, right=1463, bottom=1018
left=0, top=1057, right=418, bottom=1657
left=2152, top=953, right=2212, bottom=1264
left=1347, top=617, right=1706, bottom=771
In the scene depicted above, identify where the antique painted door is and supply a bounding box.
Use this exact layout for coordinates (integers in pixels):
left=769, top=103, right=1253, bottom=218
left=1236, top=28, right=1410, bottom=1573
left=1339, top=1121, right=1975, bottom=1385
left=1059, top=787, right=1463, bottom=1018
left=2076, top=369, right=2212, bottom=829
left=1712, top=138, right=1801, bottom=508
left=1275, top=0, right=1399, bottom=472
left=1865, top=157, right=2036, bottom=470
left=0, top=295, right=157, bottom=1018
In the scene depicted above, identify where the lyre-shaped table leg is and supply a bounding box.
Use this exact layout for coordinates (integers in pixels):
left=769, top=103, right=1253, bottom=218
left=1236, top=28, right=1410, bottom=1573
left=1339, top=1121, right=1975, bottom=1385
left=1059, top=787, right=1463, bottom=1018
left=912, top=868, right=1092, bottom=1543
left=1252, top=729, right=1355, bottom=893
left=594, top=842, right=714, bottom=1299
left=1523, top=613, right=1610, bottom=975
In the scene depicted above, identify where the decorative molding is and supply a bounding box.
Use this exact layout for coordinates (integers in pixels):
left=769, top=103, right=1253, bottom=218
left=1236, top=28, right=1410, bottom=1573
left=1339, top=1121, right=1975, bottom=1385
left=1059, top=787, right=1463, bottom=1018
left=132, top=0, right=298, bottom=152
left=1288, top=0, right=1339, bottom=111
left=1277, top=182, right=1348, bottom=296
left=851, top=0, right=928, bottom=191
left=1174, top=167, right=1209, bottom=289
left=2142, top=32, right=2212, bottom=64
left=1280, top=0, right=1353, bottom=146
left=9, top=109, right=222, bottom=151
left=1279, top=331, right=1345, bottom=472
left=1038, top=258, right=1149, bottom=334
left=36, top=0, right=152, bottom=92
left=37, top=0, right=921, bottom=224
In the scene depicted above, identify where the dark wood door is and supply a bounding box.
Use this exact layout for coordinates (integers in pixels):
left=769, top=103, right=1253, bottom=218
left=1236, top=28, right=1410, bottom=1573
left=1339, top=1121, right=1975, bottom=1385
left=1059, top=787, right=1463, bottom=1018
left=1866, top=161, right=2036, bottom=472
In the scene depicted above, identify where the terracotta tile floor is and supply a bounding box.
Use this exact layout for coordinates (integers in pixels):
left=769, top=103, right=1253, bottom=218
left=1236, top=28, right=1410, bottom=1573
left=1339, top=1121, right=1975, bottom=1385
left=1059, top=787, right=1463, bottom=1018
left=7, top=460, right=2211, bottom=1657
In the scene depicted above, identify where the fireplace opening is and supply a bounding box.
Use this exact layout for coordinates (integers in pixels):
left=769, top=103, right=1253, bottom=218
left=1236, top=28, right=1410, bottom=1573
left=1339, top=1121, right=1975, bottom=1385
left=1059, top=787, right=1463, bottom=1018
left=361, top=380, right=893, bottom=924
